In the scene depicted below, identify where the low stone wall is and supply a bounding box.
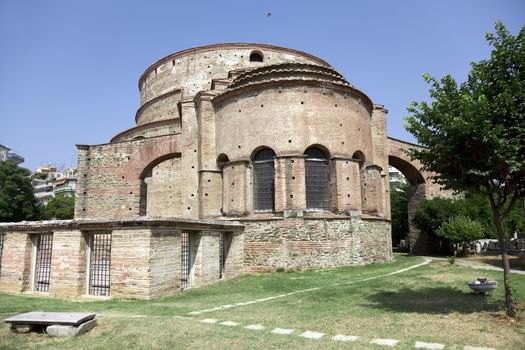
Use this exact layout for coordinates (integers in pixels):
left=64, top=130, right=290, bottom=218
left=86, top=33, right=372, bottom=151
left=241, top=216, right=392, bottom=271
left=0, top=218, right=244, bottom=300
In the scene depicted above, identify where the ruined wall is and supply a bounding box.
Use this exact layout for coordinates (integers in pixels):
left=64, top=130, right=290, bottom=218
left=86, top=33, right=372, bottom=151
left=242, top=217, right=392, bottom=271
left=75, top=135, right=183, bottom=219
left=144, top=157, right=183, bottom=217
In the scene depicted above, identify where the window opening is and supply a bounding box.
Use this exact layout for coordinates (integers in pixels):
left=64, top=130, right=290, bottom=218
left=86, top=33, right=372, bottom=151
left=181, top=232, right=190, bottom=290
left=34, top=234, right=53, bottom=292
left=249, top=52, right=263, bottom=62
left=305, top=148, right=330, bottom=210
left=89, top=232, right=112, bottom=296
left=253, top=148, right=276, bottom=211
left=219, top=233, right=232, bottom=279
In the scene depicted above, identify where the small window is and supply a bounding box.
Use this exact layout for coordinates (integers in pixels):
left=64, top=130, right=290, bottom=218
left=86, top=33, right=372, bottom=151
left=253, top=148, right=276, bottom=211
left=249, top=51, right=263, bottom=62
left=305, top=147, right=330, bottom=210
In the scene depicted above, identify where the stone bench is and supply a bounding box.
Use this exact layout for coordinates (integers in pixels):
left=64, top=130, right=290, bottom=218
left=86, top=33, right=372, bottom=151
left=5, top=312, right=97, bottom=337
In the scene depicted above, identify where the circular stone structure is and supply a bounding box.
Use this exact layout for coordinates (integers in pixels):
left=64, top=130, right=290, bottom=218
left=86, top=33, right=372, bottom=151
left=77, top=43, right=394, bottom=271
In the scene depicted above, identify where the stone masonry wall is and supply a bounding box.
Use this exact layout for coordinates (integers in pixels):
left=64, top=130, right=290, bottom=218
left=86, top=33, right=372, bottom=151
left=110, top=229, right=152, bottom=299
left=242, top=217, right=392, bottom=271
left=49, top=230, right=87, bottom=298
left=0, top=232, right=32, bottom=293
left=150, top=228, right=181, bottom=298
left=144, top=157, right=183, bottom=217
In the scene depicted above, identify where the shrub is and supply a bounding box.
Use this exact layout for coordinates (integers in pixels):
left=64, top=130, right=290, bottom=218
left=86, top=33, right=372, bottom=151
left=436, top=216, right=485, bottom=255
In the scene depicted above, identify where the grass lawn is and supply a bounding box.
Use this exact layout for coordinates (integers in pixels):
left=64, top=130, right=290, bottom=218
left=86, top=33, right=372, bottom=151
left=1, top=254, right=524, bottom=350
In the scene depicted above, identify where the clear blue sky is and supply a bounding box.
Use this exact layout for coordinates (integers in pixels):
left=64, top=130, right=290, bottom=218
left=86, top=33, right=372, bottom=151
left=0, top=0, right=523, bottom=171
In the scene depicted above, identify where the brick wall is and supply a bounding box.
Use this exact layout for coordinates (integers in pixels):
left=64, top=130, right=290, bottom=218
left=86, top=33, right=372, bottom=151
left=49, top=230, right=87, bottom=297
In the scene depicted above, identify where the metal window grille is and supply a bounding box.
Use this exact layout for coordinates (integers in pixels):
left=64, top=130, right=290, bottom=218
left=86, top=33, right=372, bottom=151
left=34, top=234, right=53, bottom=292
left=0, top=234, right=5, bottom=274
left=253, top=149, right=276, bottom=211
left=253, top=161, right=275, bottom=211
left=305, top=148, right=330, bottom=210
left=89, top=232, right=112, bottom=296
left=181, top=232, right=190, bottom=290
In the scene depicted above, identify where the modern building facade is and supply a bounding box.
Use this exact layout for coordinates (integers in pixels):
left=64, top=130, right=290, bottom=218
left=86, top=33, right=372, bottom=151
left=0, top=144, right=24, bottom=165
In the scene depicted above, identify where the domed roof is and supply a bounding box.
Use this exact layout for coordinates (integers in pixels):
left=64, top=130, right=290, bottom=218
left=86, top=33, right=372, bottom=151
left=225, top=63, right=351, bottom=92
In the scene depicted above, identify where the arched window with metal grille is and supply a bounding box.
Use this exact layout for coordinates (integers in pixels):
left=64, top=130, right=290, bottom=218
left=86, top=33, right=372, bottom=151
left=252, top=148, right=276, bottom=211
left=304, top=147, right=330, bottom=210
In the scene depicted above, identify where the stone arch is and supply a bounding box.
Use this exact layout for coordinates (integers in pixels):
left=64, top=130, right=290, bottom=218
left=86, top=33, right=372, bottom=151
left=120, top=137, right=181, bottom=180
left=387, top=137, right=441, bottom=255
left=138, top=153, right=182, bottom=217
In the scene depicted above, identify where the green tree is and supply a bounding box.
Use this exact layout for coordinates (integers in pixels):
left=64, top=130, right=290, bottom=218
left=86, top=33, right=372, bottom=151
left=413, top=197, right=460, bottom=237
left=436, top=216, right=485, bottom=256
left=390, top=184, right=409, bottom=245
left=0, top=161, right=40, bottom=222
left=405, top=23, right=525, bottom=317
left=41, top=195, right=75, bottom=220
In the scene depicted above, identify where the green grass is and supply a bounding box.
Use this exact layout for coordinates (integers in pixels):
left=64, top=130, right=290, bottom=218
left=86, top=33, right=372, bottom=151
left=1, top=255, right=524, bottom=350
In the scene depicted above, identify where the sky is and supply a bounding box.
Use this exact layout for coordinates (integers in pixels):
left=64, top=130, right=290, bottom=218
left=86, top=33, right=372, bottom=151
left=0, top=0, right=523, bottom=172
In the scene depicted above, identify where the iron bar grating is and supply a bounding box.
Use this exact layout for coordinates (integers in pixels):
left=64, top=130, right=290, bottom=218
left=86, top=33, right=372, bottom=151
left=89, top=232, right=112, bottom=296
left=181, top=232, right=190, bottom=290
left=34, top=234, right=53, bottom=292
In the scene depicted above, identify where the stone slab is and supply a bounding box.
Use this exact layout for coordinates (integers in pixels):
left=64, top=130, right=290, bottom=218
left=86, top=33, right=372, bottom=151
left=5, top=312, right=96, bottom=326
left=371, top=338, right=400, bottom=347
left=415, top=341, right=445, bottom=350
left=46, top=319, right=97, bottom=337
left=300, top=331, right=324, bottom=339
left=332, top=334, right=358, bottom=342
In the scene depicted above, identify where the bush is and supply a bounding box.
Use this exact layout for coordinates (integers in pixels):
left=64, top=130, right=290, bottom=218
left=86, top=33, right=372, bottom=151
left=40, top=195, right=75, bottom=220
left=413, top=197, right=460, bottom=236
left=436, top=216, right=485, bottom=255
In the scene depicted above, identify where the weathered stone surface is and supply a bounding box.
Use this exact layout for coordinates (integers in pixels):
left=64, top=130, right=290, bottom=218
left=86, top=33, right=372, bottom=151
left=46, top=319, right=97, bottom=337
left=5, top=312, right=95, bottom=326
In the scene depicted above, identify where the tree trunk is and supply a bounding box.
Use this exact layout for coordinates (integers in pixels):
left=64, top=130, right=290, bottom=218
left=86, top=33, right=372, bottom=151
left=490, top=203, right=517, bottom=318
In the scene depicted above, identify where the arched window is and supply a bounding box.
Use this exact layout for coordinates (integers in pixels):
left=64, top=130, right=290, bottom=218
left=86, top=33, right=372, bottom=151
left=304, top=147, right=330, bottom=210
left=249, top=51, right=264, bottom=62
left=252, top=148, right=276, bottom=211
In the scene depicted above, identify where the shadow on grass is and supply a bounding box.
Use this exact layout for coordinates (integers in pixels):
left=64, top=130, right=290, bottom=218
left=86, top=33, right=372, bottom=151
left=365, top=287, right=499, bottom=314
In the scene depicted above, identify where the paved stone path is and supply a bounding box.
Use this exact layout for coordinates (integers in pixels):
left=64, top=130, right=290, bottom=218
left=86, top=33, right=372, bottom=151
left=188, top=258, right=432, bottom=316
left=196, top=316, right=496, bottom=349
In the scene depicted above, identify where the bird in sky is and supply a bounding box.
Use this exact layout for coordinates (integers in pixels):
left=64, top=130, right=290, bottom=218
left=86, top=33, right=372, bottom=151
left=267, top=12, right=272, bottom=17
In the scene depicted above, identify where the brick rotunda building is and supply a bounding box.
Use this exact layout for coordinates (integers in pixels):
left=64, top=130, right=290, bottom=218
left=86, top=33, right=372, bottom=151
left=1, top=44, right=441, bottom=299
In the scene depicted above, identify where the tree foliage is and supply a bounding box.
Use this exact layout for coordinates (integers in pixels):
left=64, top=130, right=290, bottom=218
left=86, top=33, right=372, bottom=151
left=0, top=161, right=40, bottom=222
left=40, top=195, right=75, bottom=220
left=405, top=22, right=525, bottom=317
left=390, top=184, right=409, bottom=244
left=436, top=216, right=485, bottom=254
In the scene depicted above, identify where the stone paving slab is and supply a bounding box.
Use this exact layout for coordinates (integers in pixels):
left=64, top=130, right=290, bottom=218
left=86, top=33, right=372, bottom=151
left=371, top=338, right=400, bottom=347
left=332, top=334, right=359, bottom=342
left=300, top=330, right=324, bottom=339
left=245, top=324, right=265, bottom=330
left=271, top=328, right=295, bottom=335
left=415, top=341, right=445, bottom=349
left=464, top=346, right=497, bottom=350
left=5, top=312, right=96, bottom=326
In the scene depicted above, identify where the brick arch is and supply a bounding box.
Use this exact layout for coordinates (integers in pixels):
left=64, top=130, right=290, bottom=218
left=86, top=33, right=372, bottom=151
left=120, top=137, right=181, bottom=180
left=387, top=137, right=440, bottom=255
